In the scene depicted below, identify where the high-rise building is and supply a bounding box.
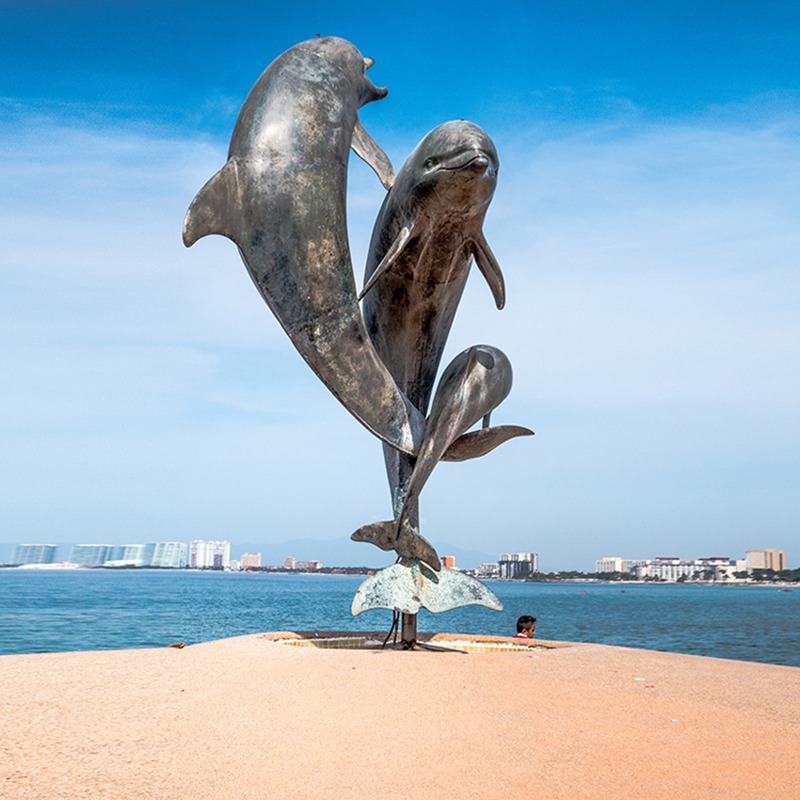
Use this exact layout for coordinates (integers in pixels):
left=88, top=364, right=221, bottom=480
left=103, top=544, right=157, bottom=567
left=596, top=557, right=645, bottom=574
left=745, top=549, right=786, bottom=573
left=152, top=542, right=187, bottom=569
left=11, top=544, right=58, bottom=566
left=240, top=552, right=262, bottom=569
left=498, top=553, right=538, bottom=579
left=475, top=563, right=500, bottom=579
left=140, top=543, right=157, bottom=565
left=68, top=544, right=111, bottom=566
left=189, top=540, right=230, bottom=569
left=106, top=545, right=127, bottom=562
left=596, top=557, right=624, bottom=573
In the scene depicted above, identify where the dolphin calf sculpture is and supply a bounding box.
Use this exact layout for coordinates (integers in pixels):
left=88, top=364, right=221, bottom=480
left=183, top=37, right=425, bottom=455
left=351, top=345, right=533, bottom=569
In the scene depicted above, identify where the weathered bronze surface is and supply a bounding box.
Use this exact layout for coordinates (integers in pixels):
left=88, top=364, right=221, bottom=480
left=361, top=120, right=505, bottom=418
left=350, top=122, right=531, bottom=581
left=351, top=345, right=532, bottom=569
left=352, top=558, right=504, bottom=616
left=361, top=123, right=507, bottom=524
left=183, top=38, right=533, bottom=630
left=183, top=37, right=424, bottom=455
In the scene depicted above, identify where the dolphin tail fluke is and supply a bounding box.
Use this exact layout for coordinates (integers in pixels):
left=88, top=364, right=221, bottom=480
left=351, top=518, right=441, bottom=572
left=183, top=159, right=242, bottom=247
left=351, top=117, right=395, bottom=190
left=441, top=424, right=534, bottom=462
left=351, top=519, right=398, bottom=553
left=395, top=521, right=441, bottom=571
left=352, top=559, right=503, bottom=616
left=471, top=234, right=506, bottom=310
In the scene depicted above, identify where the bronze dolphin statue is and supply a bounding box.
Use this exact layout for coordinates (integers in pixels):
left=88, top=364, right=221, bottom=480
left=360, top=120, right=505, bottom=417
left=354, top=121, right=526, bottom=568
left=360, top=121, right=507, bottom=516
left=351, top=345, right=533, bottom=569
left=183, top=37, right=424, bottom=455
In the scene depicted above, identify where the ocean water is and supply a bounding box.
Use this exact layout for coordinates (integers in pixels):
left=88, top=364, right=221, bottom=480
left=0, top=570, right=798, bottom=667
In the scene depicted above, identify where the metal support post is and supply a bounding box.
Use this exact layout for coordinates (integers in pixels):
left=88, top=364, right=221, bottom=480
left=401, top=612, right=417, bottom=649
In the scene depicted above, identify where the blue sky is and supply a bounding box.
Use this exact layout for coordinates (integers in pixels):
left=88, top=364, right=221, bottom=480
left=1, top=1, right=798, bottom=570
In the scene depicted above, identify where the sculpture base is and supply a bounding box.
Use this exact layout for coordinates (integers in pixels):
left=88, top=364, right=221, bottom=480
left=351, top=558, right=504, bottom=617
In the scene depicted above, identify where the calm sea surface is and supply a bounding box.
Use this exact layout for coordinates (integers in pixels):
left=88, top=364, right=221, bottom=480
left=1, top=570, right=798, bottom=666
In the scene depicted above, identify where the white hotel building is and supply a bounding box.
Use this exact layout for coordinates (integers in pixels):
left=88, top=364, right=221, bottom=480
left=596, top=557, right=644, bottom=574
left=189, top=540, right=231, bottom=569
left=598, top=550, right=786, bottom=580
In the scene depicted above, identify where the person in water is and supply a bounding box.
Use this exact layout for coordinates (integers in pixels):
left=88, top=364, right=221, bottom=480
left=514, top=615, right=536, bottom=638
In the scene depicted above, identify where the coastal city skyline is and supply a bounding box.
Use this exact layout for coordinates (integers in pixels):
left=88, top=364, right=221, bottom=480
left=2, top=532, right=795, bottom=574
left=2, top=2, right=798, bottom=570
left=5, top=539, right=790, bottom=578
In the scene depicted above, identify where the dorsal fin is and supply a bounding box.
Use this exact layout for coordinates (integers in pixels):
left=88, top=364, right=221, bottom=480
left=471, top=234, right=506, bottom=310
left=358, top=224, right=414, bottom=300
left=351, top=117, right=395, bottom=190
left=182, top=159, right=243, bottom=247
left=441, top=425, right=534, bottom=462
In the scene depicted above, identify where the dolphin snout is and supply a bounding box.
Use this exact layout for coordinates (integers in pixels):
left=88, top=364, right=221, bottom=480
left=470, top=154, right=492, bottom=175
left=362, top=55, right=387, bottom=101
left=362, top=82, right=388, bottom=104
left=439, top=151, right=495, bottom=175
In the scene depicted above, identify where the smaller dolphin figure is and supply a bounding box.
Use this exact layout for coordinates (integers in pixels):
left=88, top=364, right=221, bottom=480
left=351, top=345, right=533, bottom=569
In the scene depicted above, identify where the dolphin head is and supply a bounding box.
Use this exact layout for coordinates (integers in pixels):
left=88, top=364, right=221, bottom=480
left=296, top=36, right=388, bottom=107
left=429, top=345, right=513, bottom=436
left=397, top=121, right=499, bottom=214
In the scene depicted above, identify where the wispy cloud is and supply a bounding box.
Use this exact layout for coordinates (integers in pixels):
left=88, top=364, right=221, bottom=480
left=1, top=103, right=798, bottom=567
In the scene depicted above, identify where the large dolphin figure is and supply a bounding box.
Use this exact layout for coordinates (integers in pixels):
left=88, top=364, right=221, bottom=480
left=351, top=345, right=533, bottom=569
left=183, top=37, right=424, bottom=455
left=357, top=121, right=523, bottom=552
left=360, top=120, right=505, bottom=417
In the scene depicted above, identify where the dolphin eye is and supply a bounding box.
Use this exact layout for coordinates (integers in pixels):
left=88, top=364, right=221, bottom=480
left=424, top=158, right=435, bottom=169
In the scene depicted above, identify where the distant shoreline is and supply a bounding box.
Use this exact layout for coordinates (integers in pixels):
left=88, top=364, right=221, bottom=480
left=2, top=564, right=798, bottom=588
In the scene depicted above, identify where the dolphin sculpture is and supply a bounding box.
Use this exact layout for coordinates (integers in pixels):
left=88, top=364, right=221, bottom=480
left=359, top=121, right=509, bottom=519
left=351, top=345, right=533, bottom=569
left=353, top=122, right=528, bottom=570
left=183, top=36, right=425, bottom=455
left=360, top=120, right=505, bottom=417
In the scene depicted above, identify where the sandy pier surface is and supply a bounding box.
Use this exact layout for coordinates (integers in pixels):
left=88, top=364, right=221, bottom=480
left=2, top=632, right=798, bottom=799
